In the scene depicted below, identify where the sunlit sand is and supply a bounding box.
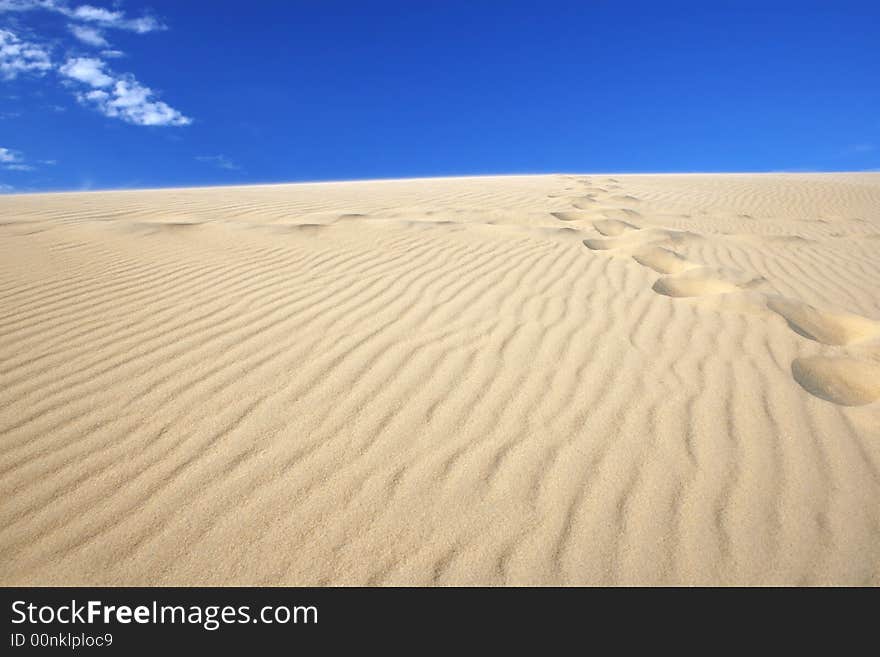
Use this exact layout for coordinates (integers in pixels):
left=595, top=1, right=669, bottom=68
left=1, top=173, right=878, bottom=585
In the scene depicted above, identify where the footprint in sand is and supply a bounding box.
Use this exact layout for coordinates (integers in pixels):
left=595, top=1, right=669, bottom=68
left=647, top=258, right=880, bottom=405
left=581, top=223, right=759, bottom=298
left=791, top=356, right=880, bottom=406
left=582, top=235, right=634, bottom=250
left=581, top=226, right=642, bottom=248
left=572, top=202, right=880, bottom=407
left=570, top=196, right=599, bottom=209
left=600, top=208, right=641, bottom=220
left=567, top=195, right=880, bottom=407
left=631, top=246, right=697, bottom=274
left=765, top=297, right=880, bottom=406
left=592, top=219, right=638, bottom=237
left=610, top=194, right=641, bottom=204
left=582, top=226, right=698, bottom=252
left=551, top=211, right=592, bottom=222
left=766, top=297, right=880, bottom=346
left=651, top=266, right=764, bottom=298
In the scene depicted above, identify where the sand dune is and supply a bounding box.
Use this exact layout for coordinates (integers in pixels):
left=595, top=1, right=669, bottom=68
left=1, top=172, right=879, bottom=585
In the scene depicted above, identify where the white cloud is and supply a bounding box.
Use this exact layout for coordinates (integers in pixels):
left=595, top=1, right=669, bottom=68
left=70, top=4, right=163, bottom=33
left=196, top=155, right=240, bottom=171
left=100, top=78, right=191, bottom=126
left=59, top=56, right=112, bottom=86
left=0, top=145, right=41, bottom=171
left=0, top=1, right=164, bottom=33
left=0, top=28, right=52, bottom=79
left=0, top=1, right=44, bottom=10
left=69, top=23, right=107, bottom=46
left=100, top=48, right=124, bottom=58
left=0, top=146, right=22, bottom=162
left=61, top=59, right=191, bottom=126
left=0, top=183, right=15, bottom=192
left=1, top=6, right=191, bottom=127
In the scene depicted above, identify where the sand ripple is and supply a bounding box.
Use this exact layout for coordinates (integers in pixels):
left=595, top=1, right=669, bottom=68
left=1, top=173, right=878, bottom=585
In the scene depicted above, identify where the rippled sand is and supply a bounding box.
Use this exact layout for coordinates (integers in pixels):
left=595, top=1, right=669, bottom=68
left=1, top=173, right=878, bottom=585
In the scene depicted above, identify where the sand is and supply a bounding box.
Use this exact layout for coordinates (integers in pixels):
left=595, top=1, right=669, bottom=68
left=1, top=172, right=878, bottom=586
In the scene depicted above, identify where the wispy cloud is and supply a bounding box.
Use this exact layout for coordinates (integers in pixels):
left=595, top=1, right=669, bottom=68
left=0, top=147, right=36, bottom=171
left=196, top=155, right=241, bottom=171
left=0, top=28, right=52, bottom=79
left=0, top=146, right=21, bottom=162
left=66, top=3, right=164, bottom=33
left=68, top=23, right=107, bottom=46
left=0, top=1, right=164, bottom=33
left=0, top=145, right=41, bottom=171
left=0, top=3, right=189, bottom=126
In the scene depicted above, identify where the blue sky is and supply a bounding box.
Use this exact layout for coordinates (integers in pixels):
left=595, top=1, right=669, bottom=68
left=1, top=0, right=878, bottom=193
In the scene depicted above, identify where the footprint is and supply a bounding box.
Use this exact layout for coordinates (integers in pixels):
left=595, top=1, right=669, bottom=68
left=570, top=212, right=880, bottom=407
left=552, top=211, right=593, bottom=222
left=593, top=219, right=638, bottom=237
left=632, top=247, right=696, bottom=274
left=600, top=208, right=641, bottom=220
left=767, top=297, right=880, bottom=346
left=791, top=356, right=880, bottom=406
left=762, top=298, right=880, bottom=405
left=582, top=228, right=699, bottom=252
left=579, top=223, right=760, bottom=299
left=571, top=196, right=598, bottom=209
left=583, top=236, right=630, bottom=251
left=652, top=267, right=763, bottom=298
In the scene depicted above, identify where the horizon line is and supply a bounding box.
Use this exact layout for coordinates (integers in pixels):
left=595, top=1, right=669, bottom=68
left=3, top=169, right=879, bottom=197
